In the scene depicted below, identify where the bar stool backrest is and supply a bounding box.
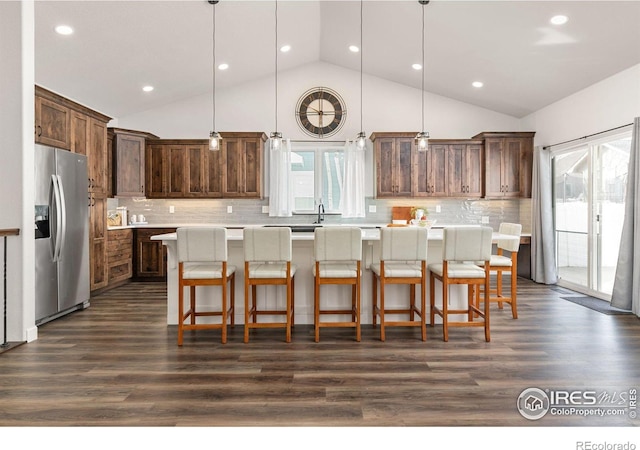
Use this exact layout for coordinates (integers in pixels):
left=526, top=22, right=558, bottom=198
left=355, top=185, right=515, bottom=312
left=442, top=226, right=492, bottom=263
left=177, top=227, right=228, bottom=263
left=314, top=227, right=362, bottom=262
left=497, top=222, right=522, bottom=253
left=380, top=227, right=428, bottom=262
left=243, top=227, right=292, bottom=262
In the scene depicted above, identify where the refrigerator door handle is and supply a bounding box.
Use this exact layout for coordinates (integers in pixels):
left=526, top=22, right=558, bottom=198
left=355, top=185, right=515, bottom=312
left=50, top=174, right=63, bottom=262
left=56, top=174, right=67, bottom=262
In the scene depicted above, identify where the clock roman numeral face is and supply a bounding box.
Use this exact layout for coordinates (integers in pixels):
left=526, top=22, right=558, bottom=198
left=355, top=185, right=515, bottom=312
left=296, top=87, right=346, bottom=138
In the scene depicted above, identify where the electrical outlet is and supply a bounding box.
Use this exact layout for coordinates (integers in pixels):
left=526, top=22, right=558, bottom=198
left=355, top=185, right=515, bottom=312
left=262, top=206, right=269, bottom=214
left=169, top=205, right=175, bottom=214
left=227, top=205, right=233, bottom=213
left=482, top=216, right=489, bottom=224
left=368, top=205, right=377, bottom=213
left=435, top=205, right=441, bottom=213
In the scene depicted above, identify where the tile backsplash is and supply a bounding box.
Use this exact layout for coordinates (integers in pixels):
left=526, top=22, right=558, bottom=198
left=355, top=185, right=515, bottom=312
left=110, top=197, right=531, bottom=232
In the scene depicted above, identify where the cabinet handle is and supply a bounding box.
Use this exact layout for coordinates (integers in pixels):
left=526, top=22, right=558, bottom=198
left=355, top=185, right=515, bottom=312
left=37, top=125, right=42, bottom=137
left=505, top=185, right=508, bottom=192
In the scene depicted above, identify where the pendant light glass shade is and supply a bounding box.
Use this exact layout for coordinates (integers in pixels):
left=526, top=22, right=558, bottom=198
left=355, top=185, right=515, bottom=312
left=416, top=0, right=429, bottom=152
left=356, top=131, right=366, bottom=149
left=209, top=0, right=221, bottom=151
left=416, top=131, right=429, bottom=150
left=270, top=131, right=282, bottom=150
left=209, top=131, right=221, bottom=150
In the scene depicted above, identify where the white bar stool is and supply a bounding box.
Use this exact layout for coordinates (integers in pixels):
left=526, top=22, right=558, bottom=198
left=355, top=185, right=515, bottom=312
left=429, top=226, right=492, bottom=342
left=243, top=227, right=296, bottom=343
left=371, top=226, right=428, bottom=341
left=313, top=227, right=362, bottom=342
left=176, top=227, right=235, bottom=345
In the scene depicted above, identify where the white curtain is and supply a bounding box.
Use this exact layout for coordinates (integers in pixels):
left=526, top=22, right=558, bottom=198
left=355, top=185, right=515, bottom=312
left=531, top=145, right=558, bottom=284
left=268, top=138, right=294, bottom=217
left=340, top=140, right=366, bottom=218
left=611, top=117, right=640, bottom=316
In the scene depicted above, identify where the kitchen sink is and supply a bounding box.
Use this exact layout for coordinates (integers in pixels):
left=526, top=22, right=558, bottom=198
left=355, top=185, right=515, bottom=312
left=263, top=224, right=322, bottom=232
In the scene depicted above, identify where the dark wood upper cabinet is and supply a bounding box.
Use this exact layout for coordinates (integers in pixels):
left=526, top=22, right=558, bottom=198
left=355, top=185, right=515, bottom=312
left=422, top=143, right=448, bottom=197
left=473, top=132, right=535, bottom=198
left=221, top=132, right=266, bottom=198
left=145, top=133, right=265, bottom=199
left=447, top=142, right=483, bottom=198
left=70, top=111, right=90, bottom=156
left=35, top=95, right=70, bottom=149
left=109, top=128, right=158, bottom=198
left=373, top=131, right=533, bottom=199
left=371, top=132, right=416, bottom=198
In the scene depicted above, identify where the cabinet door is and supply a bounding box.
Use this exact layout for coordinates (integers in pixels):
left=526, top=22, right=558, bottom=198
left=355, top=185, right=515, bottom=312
left=503, top=138, right=522, bottom=197
left=375, top=138, right=396, bottom=197
left=465, top=144, right=483, bottom=197
left=519, top=138, right=534, bottom=198
left=205, top=148, right=222, bottom=198
left=70, top=111, right=90, bottom=155
left=185, top=144, right=206, bottom=196
left=89, top=194, right=108, bottom=291
left=222, top=138, right=243, bottom=197
left=414, top=147, right=429, bottom=197
left=88, top=118, right=108, bottom=194
left=146, top=144, right=167, bottom=198
left=396, top=138, right=414, bottom=197
left=167, top=145, right=186, bottom=197
left=447, top=144, right=466, bottom=197
left=428, top=144, right=448, bottom=197
left=35, top=96, right=70, bottom=149
left=134, top=228, right=175, bottom=279
left=114, top=134, right=146, bottom=197
left=242, top=138, right=261, bottom=198
left=484, top=138, right=504, bottom=197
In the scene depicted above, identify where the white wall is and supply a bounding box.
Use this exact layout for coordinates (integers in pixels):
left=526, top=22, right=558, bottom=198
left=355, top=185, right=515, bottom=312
left=0, top=1, right=36, bottom=343
left=116, top=61, right=522, bottom=140
left=522, top=64, right=640, bottom=147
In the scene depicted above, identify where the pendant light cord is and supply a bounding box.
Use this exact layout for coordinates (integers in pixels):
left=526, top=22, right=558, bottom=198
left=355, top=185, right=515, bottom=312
left=212, top=3, right=216, bottom=131
left=275, top=0, right=278, bottom=132
left=421, top=2, right=425, bottom=133
left=360, top=0, right=363, bottom=133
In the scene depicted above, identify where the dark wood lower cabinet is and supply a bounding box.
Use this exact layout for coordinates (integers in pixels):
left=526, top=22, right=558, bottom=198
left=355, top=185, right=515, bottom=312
left=107, top=229, right=133, bottom=288
left=134, top=228, right=176, bottom=280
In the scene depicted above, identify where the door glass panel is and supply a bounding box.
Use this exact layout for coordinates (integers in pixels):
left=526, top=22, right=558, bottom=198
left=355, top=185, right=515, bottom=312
left=555, top=148, right=589, bottom=288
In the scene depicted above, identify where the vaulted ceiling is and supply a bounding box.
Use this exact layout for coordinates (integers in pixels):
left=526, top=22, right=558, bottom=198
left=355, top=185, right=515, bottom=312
left=34, top=0, right=640, bottom=120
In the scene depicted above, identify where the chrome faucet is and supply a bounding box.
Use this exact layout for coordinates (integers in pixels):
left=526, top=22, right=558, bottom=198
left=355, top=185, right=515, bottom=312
left=315, top=199, right=325, bottom=223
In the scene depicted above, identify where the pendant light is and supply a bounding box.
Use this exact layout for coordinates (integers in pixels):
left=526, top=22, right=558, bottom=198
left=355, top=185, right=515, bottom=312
left=355, top=0, right=366, bottom=149
left=415, top=0, right=430, bottom=152
left=270, top=0, right=283, bottom=150
left=208, top=0, right=221, bottom=151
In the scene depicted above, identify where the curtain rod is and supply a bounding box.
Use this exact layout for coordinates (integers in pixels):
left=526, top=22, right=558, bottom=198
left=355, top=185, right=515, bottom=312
left=543, top=123, right=633, bottom=150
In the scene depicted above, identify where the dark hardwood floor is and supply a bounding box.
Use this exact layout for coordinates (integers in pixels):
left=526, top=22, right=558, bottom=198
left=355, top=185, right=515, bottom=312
left=1, top=279, right=639, bottom=427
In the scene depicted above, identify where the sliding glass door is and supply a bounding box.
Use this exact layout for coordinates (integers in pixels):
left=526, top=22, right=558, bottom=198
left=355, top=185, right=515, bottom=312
left=553, top=134, right=631, bottom=299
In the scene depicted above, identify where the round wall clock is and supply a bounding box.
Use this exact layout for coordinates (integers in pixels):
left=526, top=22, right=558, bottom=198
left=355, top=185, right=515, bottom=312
left=295, top=87, right=347, bottom=138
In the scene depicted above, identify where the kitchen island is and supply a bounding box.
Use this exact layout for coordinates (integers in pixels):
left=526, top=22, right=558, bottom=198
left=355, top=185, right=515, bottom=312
left=152, top=226, right=520, bottom=328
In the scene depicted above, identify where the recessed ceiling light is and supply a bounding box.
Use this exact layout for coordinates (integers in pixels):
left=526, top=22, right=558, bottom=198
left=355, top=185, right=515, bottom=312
left=280, top=45, right=291, bottom=53
left=218, top=63, right=229, bottom=70
left=142, top=86, right=154, bottom=92
left=472, top=81, right=484, bottom=88
left=55, top=25, right=74, bottom=35
left=550, top=15, right=568, bottom=25
left=412, top=63, right=422, bottom=71
left=349, top=45, right=359, bottom=53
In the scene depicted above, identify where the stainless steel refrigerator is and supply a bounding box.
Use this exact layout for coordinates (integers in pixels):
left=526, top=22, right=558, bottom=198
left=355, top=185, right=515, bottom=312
left=34, top=144, right=90, bottom=324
